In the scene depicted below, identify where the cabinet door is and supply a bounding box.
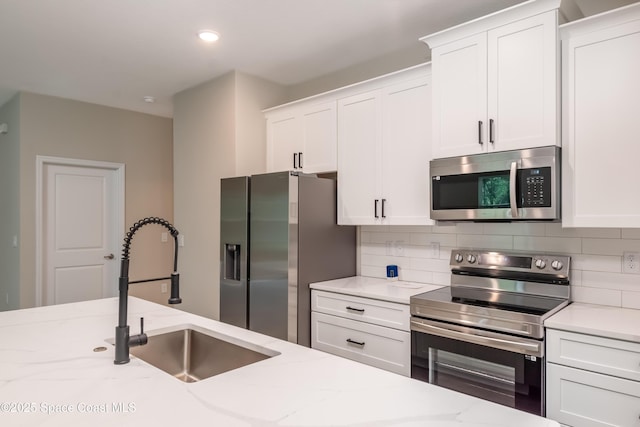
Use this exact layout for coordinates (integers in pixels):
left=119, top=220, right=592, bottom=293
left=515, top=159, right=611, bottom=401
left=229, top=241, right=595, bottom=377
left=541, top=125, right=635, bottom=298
left=562, top=18, right=640, bottom=227
left=381, top=76, right=433, bottom=225
left=432, top=33, right=487, bottom=158
left=301, top=101, right=337, bottom=173
left=266, top=112, right=302, bottom=172
left=487, top=10, right=558, bottom=152
left=337, top=91, right=381, bottom=225
left=547, top=363, right=640, bottom=427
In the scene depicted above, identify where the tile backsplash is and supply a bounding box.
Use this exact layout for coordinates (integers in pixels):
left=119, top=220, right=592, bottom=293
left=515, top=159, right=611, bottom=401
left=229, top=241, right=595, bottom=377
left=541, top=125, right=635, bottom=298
left=359, top=223, right=640, bottom=310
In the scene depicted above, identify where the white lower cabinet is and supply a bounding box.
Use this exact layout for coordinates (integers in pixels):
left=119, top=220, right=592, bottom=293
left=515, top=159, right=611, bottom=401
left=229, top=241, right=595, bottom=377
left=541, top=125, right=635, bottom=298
left=311, top=290, right=411, bottom=376
left=546, top=329, right=640, bottom=426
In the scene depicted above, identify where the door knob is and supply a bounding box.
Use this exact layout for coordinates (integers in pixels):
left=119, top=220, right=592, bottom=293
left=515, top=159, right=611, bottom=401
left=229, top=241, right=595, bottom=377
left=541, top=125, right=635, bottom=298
left=104, top=253, right=115, bottom=260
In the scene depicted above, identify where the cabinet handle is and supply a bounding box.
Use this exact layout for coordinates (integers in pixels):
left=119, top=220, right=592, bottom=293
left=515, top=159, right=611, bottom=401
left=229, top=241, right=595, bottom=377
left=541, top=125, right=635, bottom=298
left=489, top=119, right=495, bottom=144
left=346, top=338, right=365, bottom=347
left=478, top=121, right=483, bottom=145
left=298, top=152, right=303, bottom=169
left=346, top=306, right=365, bottom=313
left=374, top=199, right=379, bottom=218
left=381, top=199, right=386, bottom=218
left=293, top=153, right=298, bottom=169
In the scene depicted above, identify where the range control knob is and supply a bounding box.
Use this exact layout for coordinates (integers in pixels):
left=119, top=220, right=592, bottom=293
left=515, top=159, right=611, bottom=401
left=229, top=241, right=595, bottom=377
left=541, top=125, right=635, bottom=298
left=551, top=260, right=564, bottom=271
left=467, top=254, right=477, bottom=264
left=454, top=253, right=464, bottom=263
left=535, top=259, right=547, bottom=269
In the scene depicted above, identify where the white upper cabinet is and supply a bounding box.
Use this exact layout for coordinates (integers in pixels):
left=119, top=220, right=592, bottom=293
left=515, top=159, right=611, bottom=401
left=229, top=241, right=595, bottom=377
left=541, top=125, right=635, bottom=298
left=430, top=33, right=487, bottom=158
left=337, top=65, right=432, bottom=226
left=265, top=100, right=337, bottom=174
left=423, top=0, right=560, bottom=159
left=561, top=3, right=640, bottom=228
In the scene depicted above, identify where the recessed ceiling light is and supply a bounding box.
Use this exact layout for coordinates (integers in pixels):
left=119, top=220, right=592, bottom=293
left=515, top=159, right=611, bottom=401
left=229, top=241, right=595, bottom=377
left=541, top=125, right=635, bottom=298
left=198, top=30, right=220, bottom=42
left=143, top=96, right=156, bottom=103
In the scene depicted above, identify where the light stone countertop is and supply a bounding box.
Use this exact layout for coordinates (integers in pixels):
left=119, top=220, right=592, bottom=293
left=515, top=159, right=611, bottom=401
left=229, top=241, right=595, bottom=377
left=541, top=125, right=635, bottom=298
left=309, top=276, right=442, bottom=304
left=0, top=296, right=560, bottom=426
left=544, top=302, right=640, bottom=343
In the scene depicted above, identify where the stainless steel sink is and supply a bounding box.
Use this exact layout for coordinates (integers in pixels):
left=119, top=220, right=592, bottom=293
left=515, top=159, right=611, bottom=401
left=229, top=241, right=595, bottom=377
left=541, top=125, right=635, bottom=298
left=129, top=325, right=278, bottom=383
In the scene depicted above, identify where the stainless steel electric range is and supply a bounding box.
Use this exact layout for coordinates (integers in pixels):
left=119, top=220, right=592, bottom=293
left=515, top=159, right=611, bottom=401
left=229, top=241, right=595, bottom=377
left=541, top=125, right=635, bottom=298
left=410, top=249, right=571, bottom=416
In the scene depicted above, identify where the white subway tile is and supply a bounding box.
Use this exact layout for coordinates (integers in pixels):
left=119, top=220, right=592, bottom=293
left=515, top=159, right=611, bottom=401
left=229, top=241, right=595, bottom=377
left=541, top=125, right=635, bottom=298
left=360, top=243, right=387, bottom=256
left=570, top=269, right=582, bottom=286
left=409, top=257, right=450, bottom=273
left=513, top=236, right=581, bottom=253
left=583, top=238, right=640, bottom=255
left=410, top=233, right=457, bottom=247
left=431, top=224, right=458, bottom=234
left=571, top=254, right=622, bottom=273
left=457, top=234, right=513, bottom=250
left=483, top=223, right=546, bottom=236
left=432, top=272, right=451, bottom=286
left=367, top=231, right=413, bottom=244
left=400, top=269, right=434, bottom=284
left=571, top=286, right=621, bottom=307
left=360, top=265, right=386, bottom=279
left=360, top=225, right=389, bottom=232
left=546, top=224, right=621, bottom=238
left=581, top=270, right=640, bottom=292
left=622, top=229, right=640, bottom=239
left=456, top=223, right=484, bottom=235
left=622, top=291, right=640, bottom=310
left=360, top=253, right=410, bottom=269
left=387, top=225, right=432, bottom=233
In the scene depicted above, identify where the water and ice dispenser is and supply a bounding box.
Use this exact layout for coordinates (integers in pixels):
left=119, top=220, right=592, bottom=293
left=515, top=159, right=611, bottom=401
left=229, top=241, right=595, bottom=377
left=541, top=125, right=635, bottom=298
left=224, top=244, right=241, bottom=281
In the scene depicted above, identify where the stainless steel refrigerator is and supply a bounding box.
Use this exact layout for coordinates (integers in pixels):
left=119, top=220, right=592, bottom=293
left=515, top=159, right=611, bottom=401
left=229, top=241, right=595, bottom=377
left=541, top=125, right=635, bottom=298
left=220, top=171, right=356, bottom=347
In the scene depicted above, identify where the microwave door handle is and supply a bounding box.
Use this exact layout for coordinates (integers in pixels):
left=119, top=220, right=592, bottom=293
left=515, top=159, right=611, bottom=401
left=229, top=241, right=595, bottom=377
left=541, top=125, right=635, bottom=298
left=509, top=161, right=518, bottom=218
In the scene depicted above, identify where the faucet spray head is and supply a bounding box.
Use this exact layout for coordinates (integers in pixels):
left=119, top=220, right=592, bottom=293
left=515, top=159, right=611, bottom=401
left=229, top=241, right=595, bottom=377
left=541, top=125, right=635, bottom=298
left=169, top=272, right=182, bottom=304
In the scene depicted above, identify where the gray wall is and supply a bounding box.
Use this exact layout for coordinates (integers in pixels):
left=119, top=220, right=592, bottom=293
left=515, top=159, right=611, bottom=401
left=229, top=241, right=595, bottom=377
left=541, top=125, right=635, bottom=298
left=17, top=92, right=174, bottom=308
left=173, top=71, right=285, bottom=319
left=0, top=95, right=21, bottom=310
left=283, top=44, right=430, bottom=102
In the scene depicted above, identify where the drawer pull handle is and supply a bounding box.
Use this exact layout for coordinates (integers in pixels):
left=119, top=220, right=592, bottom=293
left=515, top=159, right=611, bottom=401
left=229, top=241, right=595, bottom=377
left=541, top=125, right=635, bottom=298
left=346, top=306, right=365, bottom=313
left=346, top=338, right=365, bottom=347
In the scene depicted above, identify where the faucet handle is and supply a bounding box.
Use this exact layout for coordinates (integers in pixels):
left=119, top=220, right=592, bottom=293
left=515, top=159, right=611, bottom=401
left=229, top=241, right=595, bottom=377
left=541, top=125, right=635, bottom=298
left=127, top=317, right=148, bottom=348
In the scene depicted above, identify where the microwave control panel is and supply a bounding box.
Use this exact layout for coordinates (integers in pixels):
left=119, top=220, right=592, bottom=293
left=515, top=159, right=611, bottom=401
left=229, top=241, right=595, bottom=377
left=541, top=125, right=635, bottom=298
left=519, top=167, right=552, bottom=207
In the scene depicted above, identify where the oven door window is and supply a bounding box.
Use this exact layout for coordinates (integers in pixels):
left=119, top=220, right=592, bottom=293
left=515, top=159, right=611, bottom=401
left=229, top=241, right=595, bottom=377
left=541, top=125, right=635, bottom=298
left=411, top=331, right=542, bottom=415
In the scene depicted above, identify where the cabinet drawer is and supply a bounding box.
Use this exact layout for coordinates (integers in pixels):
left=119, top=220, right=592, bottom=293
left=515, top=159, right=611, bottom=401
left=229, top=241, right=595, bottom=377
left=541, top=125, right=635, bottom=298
left=547, top=363, right=640, bottom=427
left=547, top=329, right=640, bottom=381
left=311, top=290, right=410, bottom=331
left=311, top=312, right=410, bottom=376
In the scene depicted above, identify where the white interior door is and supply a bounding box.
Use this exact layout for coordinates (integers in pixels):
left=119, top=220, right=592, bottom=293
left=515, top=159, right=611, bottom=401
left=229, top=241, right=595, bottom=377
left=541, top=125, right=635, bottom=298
left=40, top=159, right=123, bottom=305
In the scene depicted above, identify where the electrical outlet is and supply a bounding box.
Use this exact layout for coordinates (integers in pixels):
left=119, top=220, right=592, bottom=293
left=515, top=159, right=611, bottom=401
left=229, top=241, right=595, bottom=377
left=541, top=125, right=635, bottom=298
left=161, top=232, right=168, bottom=243
left=429, top=242, right=440, bottom=259
left=161, top=283, right=168, bottom=293
left=623, top=252, right=640, bottom=274
left=394, top=240, right=405, bottom=256
left=178, top=235, right=185, bottom=247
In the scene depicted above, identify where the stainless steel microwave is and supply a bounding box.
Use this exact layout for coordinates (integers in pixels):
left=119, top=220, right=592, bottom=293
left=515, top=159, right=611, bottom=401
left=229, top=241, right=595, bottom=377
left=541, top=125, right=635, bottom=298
left=430, top=146, right=560, bottom=221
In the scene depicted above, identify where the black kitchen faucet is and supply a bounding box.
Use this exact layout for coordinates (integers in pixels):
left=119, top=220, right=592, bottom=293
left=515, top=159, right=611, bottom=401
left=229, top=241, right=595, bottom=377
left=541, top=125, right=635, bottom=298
left=114, top=217, right=182, bottom=364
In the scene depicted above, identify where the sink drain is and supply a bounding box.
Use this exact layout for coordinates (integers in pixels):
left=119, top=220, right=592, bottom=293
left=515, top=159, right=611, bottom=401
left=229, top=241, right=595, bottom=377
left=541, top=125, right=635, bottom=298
left=93, top=346, right=108, bottom=352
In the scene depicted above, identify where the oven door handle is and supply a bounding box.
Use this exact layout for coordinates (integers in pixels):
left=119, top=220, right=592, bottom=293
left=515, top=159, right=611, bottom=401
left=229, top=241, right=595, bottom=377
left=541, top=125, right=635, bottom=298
left=411, top=319, right=542, bottom=357
left=509, top=161, right=519, bottom=219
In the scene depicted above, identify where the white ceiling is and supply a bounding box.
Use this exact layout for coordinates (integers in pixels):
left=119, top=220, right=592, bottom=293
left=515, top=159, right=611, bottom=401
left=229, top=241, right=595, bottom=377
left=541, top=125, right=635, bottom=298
left=0, top=0, right=635, bottom=117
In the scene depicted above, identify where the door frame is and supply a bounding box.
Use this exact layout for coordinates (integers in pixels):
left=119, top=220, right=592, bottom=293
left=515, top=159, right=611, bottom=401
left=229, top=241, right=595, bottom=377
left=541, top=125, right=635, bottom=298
left=35, top=156, right=125, bottom=307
